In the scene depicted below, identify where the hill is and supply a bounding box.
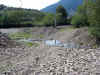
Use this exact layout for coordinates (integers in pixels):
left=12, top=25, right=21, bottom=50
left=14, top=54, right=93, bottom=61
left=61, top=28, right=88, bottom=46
left=0, top=4, right=45, bottom=28
left=41, top=0, right=83, bottom=15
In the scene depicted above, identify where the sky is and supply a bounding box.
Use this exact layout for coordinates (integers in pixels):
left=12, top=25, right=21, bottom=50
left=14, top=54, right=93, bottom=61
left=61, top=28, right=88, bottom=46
left=0, top=0, right=60, bottom=10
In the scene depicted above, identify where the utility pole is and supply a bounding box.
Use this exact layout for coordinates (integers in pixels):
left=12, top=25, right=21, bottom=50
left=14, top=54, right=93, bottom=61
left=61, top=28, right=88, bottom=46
left=54, top=14, right=56, bottom=28
left=54, top=13, right=61, bottom=28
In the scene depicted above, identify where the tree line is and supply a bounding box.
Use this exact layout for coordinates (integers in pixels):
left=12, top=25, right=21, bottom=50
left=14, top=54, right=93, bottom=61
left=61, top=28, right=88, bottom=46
left=0, top=4, right=68, bottom=28
left=0, top=5, right=45, bottom=28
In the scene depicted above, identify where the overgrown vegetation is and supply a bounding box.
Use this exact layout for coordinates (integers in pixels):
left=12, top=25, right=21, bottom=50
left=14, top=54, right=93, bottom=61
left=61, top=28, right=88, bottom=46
left=41, top=13, right=55, bottom=26
left=9, top=32, right=32, bottom=39
left=88, top=0, right=100, bottom=40
left=24, top=42, right=40, bottom=47
left=71, top=0, right=89, bottom=27
left=0, top=4, right=45, bottom=27
left=71, top=0, right=100, bottom=42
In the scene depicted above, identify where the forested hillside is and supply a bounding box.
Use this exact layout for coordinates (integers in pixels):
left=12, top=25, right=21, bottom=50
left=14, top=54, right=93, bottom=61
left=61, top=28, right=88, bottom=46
left=0, top=4, right=45, bottom=27
left=0, top=4, right=69, bottom=28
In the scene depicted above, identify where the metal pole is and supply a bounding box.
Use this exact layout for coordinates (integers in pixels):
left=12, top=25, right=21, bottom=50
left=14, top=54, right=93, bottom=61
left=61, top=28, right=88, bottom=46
left=54, top=14, right=56, bottom=28
left=55, top=16, right=56, bottom=27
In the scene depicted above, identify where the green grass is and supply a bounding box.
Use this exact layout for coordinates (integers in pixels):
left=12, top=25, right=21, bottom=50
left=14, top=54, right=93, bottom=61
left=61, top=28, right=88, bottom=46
left=59, top=26, right=75, bottom=32
left=79, top=42, right=84, bottom=45
left=9, top=32, right=45, bottom=40
left=37, top=34, right=44, bottom=38
left=9, top=32, right=40, bottom=47
left=59, top=28, right=66, bottom=32
left=9, top=32, right=32, bottom=39
left=25, top=42, right=40, bottom=47
left=93, top=44, right=98, bottom=49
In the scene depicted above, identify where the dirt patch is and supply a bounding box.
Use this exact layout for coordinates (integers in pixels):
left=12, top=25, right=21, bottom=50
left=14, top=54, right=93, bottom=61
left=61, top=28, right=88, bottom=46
left=0, top=26, right=97, bottom=48
left=0, top=32, right=21, bottom=48
left=1, top=26, right=96, bottom=48
left=48, top=27, right=96, bottom=48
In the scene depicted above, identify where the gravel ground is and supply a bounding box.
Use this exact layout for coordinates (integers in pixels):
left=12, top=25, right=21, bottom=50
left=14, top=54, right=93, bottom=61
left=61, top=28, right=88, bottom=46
left=0, top=46, right=99, bottom=75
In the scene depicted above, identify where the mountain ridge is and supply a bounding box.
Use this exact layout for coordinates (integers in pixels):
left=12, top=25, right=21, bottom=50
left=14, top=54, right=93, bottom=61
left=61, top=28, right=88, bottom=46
left=41, top=0, right=83, bottom=15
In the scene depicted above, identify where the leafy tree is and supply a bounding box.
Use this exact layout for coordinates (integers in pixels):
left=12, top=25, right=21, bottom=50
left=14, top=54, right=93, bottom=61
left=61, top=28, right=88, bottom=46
left=71, top=13, right=84, bottom=27
left=0, top=14, right=4, bottom=27
left=3, top=10, right=36, bottom=27
left=42, top=13, right=54, bottom=26
left=56, top=5, right=68, bottom=25
left=0, top=4, right=7, bottom=10
left=7, top=10, right=25, bottom=25
left=88, top=0, right=100, bottom=39
left=0, top=4, right=45, bottom=27
left=71, top=0, right=89, bottom=27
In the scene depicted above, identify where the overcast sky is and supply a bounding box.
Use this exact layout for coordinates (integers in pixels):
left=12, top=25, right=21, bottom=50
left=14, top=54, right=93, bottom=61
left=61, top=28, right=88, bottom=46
left=0, top=0, right=60, bottom=10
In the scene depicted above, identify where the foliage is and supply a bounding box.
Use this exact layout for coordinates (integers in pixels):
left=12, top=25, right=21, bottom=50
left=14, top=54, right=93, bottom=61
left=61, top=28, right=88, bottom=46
left=6, top=10, right=25, bottom=25
left=0, top=4, right=69, bottom=28
left=71, top=1, right=89, bottom=27
left=71, top=13, right=84, bottom=27
left=0, top=4, right=7, bottom=10
left=70, top=0, right=100, bottom=41
left=42, top=13, right=55, bottom=26
left=88, top=0, right=100, bottom=38
left=56, top=5, right=68, bottom=25
left=0, top=14, right=4, bottom=26
left=0, top=4, right=45, bottom=28
left=25, top=42, right=39, bottom=47
left=9, top=32, right=32, bottom=39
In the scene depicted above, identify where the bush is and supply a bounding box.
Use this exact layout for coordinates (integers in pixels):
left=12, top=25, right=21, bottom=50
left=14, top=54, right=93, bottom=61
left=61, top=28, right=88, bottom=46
left=71, top=4, right=89, bottom=27
left=42, top=13, right=55, bottom=27
left=71, top=13, right=83, bottom=27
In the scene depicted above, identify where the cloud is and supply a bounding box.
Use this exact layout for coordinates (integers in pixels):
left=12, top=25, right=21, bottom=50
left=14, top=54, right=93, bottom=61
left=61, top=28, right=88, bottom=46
left=0, top=0, right=59, bottom=10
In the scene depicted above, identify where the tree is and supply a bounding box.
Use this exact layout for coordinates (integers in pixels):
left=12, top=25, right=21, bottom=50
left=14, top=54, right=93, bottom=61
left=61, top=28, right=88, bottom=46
left=71, top=0, right=89, bottom=27
left=7, top=10, right=25, bottom=25
left=88, top=0, right=100, bottom=39
left=56, top=5, right=68, bottom=25
left=0, top=4, right=46, bottom=27
left=0, top=14, right=4, bottom=27
left=0, top=4, right=7, bottom=10
left=42, top=13, right=54, bottom=26
left=71, top=13, right=84, bottom=27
